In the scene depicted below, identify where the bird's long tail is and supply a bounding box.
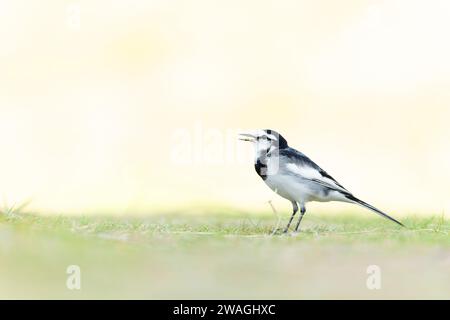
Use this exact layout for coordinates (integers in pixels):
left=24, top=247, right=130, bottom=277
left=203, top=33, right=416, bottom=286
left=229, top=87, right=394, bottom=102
left=345, top=194, right=405, bottom=227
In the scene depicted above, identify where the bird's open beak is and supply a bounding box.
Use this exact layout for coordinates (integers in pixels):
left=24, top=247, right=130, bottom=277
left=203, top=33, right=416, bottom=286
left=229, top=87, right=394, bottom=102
left=238, top=132, right=256, bottom=142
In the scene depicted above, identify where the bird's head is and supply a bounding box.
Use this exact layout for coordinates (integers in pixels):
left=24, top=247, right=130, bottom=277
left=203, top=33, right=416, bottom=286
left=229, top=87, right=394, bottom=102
left=238, top=129, right=288, bottom=155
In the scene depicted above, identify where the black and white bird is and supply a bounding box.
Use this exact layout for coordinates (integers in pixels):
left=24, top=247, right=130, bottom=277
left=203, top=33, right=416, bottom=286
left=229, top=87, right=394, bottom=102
left=239, top=129, right=404, bottom=233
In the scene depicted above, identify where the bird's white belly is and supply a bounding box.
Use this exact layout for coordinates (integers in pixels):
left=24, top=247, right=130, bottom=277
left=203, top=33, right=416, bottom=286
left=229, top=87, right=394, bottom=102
left=265, top=174, right=317, bottom=203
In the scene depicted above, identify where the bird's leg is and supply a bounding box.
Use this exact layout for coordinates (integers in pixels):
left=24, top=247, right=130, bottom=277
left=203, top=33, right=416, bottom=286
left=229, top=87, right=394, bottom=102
left=283, top=202, right=298, bottom=233
left=294, top=205, right=306, bottom=232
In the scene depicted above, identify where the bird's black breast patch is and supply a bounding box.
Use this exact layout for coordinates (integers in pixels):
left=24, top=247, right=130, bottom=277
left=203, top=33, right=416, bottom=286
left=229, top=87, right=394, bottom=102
left=254, top=160, right=267, bottom=180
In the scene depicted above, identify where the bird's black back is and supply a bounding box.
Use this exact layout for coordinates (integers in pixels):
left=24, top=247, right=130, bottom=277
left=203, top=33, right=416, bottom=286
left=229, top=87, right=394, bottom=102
left=279, top=147, right=348, bottom=191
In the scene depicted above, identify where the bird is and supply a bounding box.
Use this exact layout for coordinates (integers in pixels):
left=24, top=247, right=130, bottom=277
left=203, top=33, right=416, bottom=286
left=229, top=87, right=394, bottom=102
left=238, top=129, right=404, bottom=233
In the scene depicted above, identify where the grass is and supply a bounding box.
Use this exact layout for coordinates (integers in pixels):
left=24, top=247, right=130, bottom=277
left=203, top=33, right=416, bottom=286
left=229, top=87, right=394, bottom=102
left=0, top=209, right=448, bottom=299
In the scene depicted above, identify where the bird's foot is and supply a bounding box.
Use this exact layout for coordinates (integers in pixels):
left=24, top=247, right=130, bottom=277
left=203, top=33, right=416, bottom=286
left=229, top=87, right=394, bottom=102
left=270, top=228, right=297, bottom=236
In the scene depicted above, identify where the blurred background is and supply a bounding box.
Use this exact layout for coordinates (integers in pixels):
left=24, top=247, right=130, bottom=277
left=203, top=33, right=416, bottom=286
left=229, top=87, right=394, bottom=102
left=1, top=0, right=449, bottom=216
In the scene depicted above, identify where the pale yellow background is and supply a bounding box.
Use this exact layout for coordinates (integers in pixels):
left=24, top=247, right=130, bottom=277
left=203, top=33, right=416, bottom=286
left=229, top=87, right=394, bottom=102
left=1, top=0, right=449, bottom=215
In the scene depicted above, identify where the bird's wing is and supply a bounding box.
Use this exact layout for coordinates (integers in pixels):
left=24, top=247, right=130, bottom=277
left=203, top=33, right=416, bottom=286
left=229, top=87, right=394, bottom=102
left=279, top=148, right=349, bottom=194
left=277, top=148, right=404, bottom=227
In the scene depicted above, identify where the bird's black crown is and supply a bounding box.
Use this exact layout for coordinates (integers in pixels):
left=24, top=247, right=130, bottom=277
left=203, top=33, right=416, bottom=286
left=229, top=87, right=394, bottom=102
left=264, top=129, right=289, bottom=149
